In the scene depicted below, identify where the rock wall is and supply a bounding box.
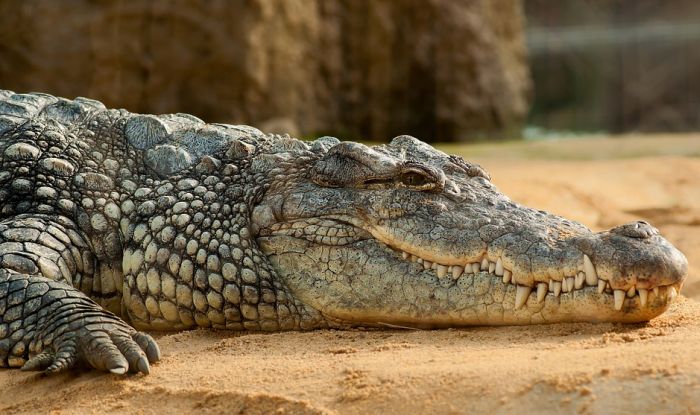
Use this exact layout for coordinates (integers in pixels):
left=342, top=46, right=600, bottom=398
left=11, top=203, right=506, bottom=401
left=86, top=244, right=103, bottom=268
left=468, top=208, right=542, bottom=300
left=0, top=0, right=530, bottom=142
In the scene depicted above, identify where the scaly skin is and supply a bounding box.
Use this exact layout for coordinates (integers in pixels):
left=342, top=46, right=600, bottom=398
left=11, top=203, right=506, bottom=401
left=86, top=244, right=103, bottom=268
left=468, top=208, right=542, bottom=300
left=0, top=90, right=688, bottom=375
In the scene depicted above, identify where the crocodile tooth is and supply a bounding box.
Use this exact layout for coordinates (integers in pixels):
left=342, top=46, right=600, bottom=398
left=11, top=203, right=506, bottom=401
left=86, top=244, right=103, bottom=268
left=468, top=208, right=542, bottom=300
left=583, top=254, right=598, bottom=285
left=423, top=260, right=433, bottom=270
left=431, top=262, right=438, bottom=270
left=402, top=251, right=409, bottom=260
left=562, top=277, right=570, bottom=293
left=437, top=264, right=448, bottom=278
left=471, top=263, right=480, bottom=274
left=480, top=258, right=489, bottom=271
left=552, top=281, right=562, bottom=297
left=614, top=290, right=625, bottom=310
left=575, top=272, right=584, bottom=289
left=495, top=258, right=504, bottom=276
left=452, top=266, right=464, bottom=280
left=502, top=269, right=512, bottom=284
left=653, top=286, right=659, bottom=296
left=638, top=289, right=648, bottom=306
left=626, top=286, right=636, bottom=298
left=417, top=257, right=423, bottom=264
left=597, top=280, right=606, bottom=294
left=585, top=270, right=597, bottom=286
left=488, top=262, right=496, bottom=274
left=536, top=283, right=547, bottom=303
left=567, top=277, right=575, bottom=292
left=515, top=285, right=532, bottom=310
left=668, top=286, right=677, bottom=301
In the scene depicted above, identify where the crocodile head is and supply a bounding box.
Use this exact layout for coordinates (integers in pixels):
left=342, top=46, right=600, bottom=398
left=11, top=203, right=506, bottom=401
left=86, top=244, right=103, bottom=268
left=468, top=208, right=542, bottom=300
left=253, top=136, right=688, bottom=327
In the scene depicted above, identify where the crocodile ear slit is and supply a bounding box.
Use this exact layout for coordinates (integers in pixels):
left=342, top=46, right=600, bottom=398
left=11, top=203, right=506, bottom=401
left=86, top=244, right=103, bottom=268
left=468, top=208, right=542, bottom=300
left=362, top=177, right=395, bottom=186
left=310, top=141, right=398, bottom=188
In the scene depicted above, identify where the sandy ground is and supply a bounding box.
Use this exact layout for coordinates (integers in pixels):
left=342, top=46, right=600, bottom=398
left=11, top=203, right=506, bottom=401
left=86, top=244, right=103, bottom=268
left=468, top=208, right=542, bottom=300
left=1, top=135, right=699, bottom=414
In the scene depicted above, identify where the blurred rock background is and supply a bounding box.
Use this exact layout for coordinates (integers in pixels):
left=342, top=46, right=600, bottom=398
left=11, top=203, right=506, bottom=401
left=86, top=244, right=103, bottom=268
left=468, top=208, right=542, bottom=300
left=0, top=0, right=530, bottom=142
left=1, top=0, right=698, bottom=141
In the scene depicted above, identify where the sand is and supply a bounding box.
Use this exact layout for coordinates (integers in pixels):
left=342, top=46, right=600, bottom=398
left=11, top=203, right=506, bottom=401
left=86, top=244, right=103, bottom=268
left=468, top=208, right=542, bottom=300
left=1, top=135, right=699, bottom=414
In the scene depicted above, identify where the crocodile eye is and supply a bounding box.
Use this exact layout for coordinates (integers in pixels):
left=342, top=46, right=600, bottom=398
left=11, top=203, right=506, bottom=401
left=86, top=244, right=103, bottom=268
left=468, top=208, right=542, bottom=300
left=400, top=171, right=430, bottom=187
left=398, top=163, right=444, bottom=192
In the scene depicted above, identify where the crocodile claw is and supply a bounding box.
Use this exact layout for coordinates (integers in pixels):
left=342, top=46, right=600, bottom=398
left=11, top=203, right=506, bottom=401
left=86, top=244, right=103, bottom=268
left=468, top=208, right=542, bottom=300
left=21, top=327, right=160, bottom=376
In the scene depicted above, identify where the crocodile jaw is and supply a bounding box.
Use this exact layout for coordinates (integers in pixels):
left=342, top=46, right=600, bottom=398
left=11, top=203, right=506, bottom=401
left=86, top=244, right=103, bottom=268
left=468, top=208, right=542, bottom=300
left=256, top=199, right=686, bottom=326
left=258, top=222, right=685, bottom=327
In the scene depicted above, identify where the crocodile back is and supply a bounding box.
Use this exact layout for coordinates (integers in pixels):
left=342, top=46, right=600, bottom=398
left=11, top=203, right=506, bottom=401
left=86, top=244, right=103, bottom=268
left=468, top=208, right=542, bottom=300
left=0, top=90, right=124, bottom=220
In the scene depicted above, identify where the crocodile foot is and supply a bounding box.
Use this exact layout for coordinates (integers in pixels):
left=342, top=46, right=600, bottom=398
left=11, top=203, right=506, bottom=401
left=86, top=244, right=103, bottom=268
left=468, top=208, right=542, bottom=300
left=21, top=313, right=160, bottom=375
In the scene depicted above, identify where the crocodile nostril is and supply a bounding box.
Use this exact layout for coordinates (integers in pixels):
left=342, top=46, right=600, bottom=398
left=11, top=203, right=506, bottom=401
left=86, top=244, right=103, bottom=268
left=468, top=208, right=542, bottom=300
left=610, top=221, right=659, bottom=239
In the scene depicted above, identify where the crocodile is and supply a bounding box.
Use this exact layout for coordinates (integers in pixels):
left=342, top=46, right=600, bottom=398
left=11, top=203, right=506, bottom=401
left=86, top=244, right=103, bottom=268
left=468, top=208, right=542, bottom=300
left=0, top=90, right=688, bottom=375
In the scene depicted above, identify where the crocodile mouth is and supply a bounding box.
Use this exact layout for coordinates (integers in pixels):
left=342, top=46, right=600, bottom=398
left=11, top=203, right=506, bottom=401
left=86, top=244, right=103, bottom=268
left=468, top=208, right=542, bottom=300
left=384, top=246, right=681, bottom=313
left=259, top=217, right=682, bottom=314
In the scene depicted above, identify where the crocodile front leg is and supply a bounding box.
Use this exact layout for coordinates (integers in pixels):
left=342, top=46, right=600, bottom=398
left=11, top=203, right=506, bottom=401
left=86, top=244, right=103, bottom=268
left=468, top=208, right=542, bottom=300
left=0, top=216, right=159, bottom=374
left=0, top=271, right=159, bottom=374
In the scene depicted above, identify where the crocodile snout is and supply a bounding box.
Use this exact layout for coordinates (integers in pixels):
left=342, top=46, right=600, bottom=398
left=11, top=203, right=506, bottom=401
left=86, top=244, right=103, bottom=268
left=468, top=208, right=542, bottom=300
left=578, top=221, right=688, bottom=298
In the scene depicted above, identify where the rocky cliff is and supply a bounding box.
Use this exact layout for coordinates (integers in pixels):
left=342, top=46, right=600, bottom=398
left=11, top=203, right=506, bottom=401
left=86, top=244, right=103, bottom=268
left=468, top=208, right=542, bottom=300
left=0, top=0, right=530, bottom=141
